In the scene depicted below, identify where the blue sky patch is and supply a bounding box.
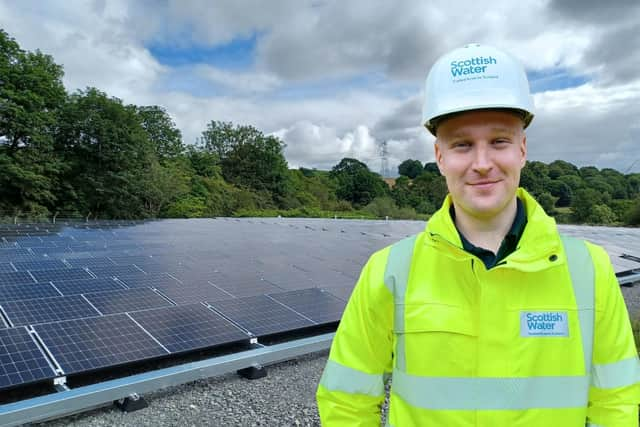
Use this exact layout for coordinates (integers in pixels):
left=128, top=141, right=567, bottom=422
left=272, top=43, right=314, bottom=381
left=527, top=68, right=589, bottom=93
left=147, top=33, right=258, bottom=70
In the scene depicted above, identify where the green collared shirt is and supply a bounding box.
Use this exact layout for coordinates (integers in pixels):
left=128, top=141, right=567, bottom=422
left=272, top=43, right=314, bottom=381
left=451, top=198, right=527, bottom=270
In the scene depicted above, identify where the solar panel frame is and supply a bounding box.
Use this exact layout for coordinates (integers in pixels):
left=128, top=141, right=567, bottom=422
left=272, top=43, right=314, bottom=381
left=116, top=273, right=181, bottom=289
left=63, top=257, right=116, bottom=269
left=1, top=295, right=101, bottom=326
left=0, top=326, right=57, bottom=390
left=210, top=274, right=283, bottom=298
left=82, top=288, right=174, bottom=315
left=0, top=271, right=36, bottom=286
left=12, top=260, right=68, bottom=272
left=30, top=268, right=93, bottom=283
left=128, top=304, right=250, bottom=353
left=0, top=282, right=61, bottom=303
left=268, top=288, right=346, bottom=325
left=154, top=281, right=233, bottom=305
left=0, top=262, right=16, bottom=273
left=33, top=314, right=168, bottom=375
left=209, top=295, right=315, bottom=337
left=51, top=277, right=126, bottom=295
left=88, top=265, right=145, bottom=277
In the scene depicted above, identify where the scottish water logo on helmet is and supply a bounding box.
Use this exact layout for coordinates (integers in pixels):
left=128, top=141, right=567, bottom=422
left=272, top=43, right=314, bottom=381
left=422, top=43, right=535, bottom=135
left=450, top=55, right=497, bottom=78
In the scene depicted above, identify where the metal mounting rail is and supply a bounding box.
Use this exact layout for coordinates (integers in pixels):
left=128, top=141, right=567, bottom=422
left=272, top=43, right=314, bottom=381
left=619, top=271, right=640, bottom=286
left=0, top=333, right=335, bottom=427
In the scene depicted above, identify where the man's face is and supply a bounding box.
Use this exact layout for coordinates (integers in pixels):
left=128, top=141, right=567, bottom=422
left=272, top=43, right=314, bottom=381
left=434, top=110, right=527, bottom=221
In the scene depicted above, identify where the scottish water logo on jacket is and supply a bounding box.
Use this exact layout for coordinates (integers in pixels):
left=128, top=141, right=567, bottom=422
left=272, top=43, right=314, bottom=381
left=520, top=311, right=569, bottom=337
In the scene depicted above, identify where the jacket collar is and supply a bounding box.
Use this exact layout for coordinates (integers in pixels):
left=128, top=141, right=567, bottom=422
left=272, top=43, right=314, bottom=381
left=424, top=188, right=563, bottom=272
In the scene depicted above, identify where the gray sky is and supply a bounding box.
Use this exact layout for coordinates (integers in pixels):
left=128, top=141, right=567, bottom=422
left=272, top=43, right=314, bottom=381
left=1, top=0, right=638, bottom=175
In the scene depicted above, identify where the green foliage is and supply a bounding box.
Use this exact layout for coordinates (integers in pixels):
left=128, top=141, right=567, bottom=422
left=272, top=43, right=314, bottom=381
left=548, top=160, right=579, bottom=179
left=536, top=192, right=556, bottom=215
left=136, top=105, right=183, bottom=161
left=548, top=180, right=572, bottom=207
left=398, top=159, right=423, bottom=179
left=586, top=204, right=617, bottom=225
left=165, top=195, right=207, bottom=218
left=55, top=88, right=154, bottom=218
left=330, top=158, right=388, bottom=207
left=2, top=28, right=640, bottom=226
left=627, top=198, right=640, bottom=226
left=363, top=196, right=417, bottom=219
left=199, top=120, right=291, bottom=206
left=0, top=29, right=66, bottom=215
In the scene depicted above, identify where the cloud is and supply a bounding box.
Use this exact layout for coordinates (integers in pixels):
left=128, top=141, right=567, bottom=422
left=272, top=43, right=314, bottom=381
left=547, top=0, right=640, bottom=85
left=1, top=0, right=639, bottom=175
left=527, top=81, right=640, bottom=171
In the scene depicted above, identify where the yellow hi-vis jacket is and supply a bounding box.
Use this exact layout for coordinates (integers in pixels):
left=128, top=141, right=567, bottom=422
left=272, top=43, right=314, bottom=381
left=317, top=188, right=640, bottom=426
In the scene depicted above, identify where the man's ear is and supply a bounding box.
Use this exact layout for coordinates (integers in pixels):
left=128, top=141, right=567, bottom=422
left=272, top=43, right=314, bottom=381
left=520, top=135, right=527, bottom=168
left=434, top=140, right=444, bottom=174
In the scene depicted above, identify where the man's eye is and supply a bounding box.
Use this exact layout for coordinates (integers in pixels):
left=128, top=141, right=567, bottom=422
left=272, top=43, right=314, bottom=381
left=493, top=139, right=510, bottom=145
left=452, top=142, right=470, bottom=149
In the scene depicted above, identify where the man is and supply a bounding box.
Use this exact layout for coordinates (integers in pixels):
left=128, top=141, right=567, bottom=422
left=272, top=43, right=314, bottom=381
left=316, top=44, right=640, bottom=426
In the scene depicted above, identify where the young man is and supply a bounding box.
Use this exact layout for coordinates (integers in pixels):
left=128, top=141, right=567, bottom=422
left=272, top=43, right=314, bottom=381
left=317, top=44, right=640, bottom=426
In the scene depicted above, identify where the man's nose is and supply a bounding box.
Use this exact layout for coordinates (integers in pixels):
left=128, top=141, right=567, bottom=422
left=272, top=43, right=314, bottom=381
left=472, top=144, right=492, bottom=174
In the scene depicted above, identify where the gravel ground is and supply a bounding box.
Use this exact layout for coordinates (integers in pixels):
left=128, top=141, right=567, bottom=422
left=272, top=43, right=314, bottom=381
left=28, top=280, right=640, bottom=427
left=35, top=351, right=330, bottom=427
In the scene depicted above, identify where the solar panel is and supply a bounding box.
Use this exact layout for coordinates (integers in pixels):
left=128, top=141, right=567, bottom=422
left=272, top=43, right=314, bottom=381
left=0, top=327, right=57, bottom=390
left=0, top=262, right=16, bottom=273
left=0, top=282, right=61, bottom=303
left=64, top=257, right=115, bottom=269
left=269, top=288, right=346, bottom=324
left=209, top=295, right=314, bottom=337
left=30, top=268, right=93, bottom=283
left=154, top=281, right=232, bottom=305
left=210, top=274, right=283, bottom=298
left=108, top=255, right=153, bottom=265
left=133, top=263, right=169, bottom=274
left=1, top=295, right=100, bottom=326
left=12, top=260, right=68, bottom=271
left=83, top=288, right=173, bottom=315
left=324, top=286, right=354, bottom=302
left=261, top=267, right=315, bottom=290
left=33, top=314, right=168, bottom=375
left=0, top=271, right=36, bottom=286
left=116, top=273, right=181, bottom=289
left=30, top=247, right=72, bottom=256
left=128, top=304, right=249, bottom=353
left=88, top=265, right=145, bottom=277
left=51, top=278, right=125, bottom=295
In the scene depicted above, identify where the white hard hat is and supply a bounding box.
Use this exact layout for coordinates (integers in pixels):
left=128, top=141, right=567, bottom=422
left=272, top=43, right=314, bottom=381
left=422, top=43, right=535, bottom=136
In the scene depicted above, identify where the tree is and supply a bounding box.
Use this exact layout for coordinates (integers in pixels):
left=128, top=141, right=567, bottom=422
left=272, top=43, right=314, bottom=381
left=572, top=188, right=605, bottom=223
left=548, top=180, right=572, bottom=207
left=519, top=161, right=550, bottom=197
left=548, top=160, right=579, bottom=179
left=423, top=162, right=440, bottom=175
left=627, top=198, right=640, bottom=226
left=398, top=159, right=423, bottom=179
left=198, top=121, right=292, bottom=206
left=55, top=88, right=154, bottom=218
left=330, top=158, right=388, bottom=207
left=136, top=106, right=183, bottom=161
left=0, top=29, right=66, bottom=216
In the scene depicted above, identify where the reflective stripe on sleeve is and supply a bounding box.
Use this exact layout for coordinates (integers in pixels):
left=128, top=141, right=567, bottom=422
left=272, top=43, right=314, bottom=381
left=592, top=355, right=640, bottom=389
left=392, top=369, right=590, bottom=410
left=320, top=359, right=386, bottom=397
left=384, top=234, right=417, bottom=371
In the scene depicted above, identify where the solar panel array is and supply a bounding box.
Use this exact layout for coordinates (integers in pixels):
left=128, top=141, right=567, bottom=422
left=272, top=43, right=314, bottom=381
left=0, top=217, right=639, bottom=393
